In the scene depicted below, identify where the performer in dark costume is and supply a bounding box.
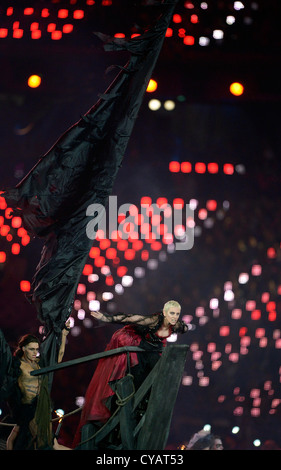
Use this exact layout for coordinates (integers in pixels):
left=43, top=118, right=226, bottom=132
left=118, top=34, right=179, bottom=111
left=1, top=0, right=178, bottom=381
left=0, top=321, right=69, bottom=450
left=73, top=300, right=190, bottom=447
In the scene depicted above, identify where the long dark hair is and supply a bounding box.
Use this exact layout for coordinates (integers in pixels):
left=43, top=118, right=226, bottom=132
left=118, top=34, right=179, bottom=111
left=13, top=334, right=40, bottom=358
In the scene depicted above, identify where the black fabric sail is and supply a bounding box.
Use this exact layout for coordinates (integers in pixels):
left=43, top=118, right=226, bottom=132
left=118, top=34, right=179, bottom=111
left=2, top=1, right=177, bottom=367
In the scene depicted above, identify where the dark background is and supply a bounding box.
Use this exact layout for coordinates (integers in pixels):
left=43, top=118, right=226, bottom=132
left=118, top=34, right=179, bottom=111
left=0, top=0, right=281, bottom=450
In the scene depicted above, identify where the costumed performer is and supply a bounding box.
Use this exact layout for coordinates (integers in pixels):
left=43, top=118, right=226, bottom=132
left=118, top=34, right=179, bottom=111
left=73, top=300, right=191, bottom=447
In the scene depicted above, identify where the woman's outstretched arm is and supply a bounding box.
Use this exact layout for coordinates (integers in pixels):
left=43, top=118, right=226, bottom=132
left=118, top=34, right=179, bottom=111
left=90, top=311, right=159, bottom=327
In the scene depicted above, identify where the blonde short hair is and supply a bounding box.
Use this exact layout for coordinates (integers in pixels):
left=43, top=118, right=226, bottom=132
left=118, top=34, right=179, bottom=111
left=163, top=300, right=181, bottom=313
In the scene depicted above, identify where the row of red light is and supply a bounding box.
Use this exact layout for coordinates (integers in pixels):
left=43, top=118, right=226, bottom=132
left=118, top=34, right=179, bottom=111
left=0, top=6, right=87, bottom=39
left=77, top=198, right=227, bottom=301
left=169, top=161, right=236, bottom=175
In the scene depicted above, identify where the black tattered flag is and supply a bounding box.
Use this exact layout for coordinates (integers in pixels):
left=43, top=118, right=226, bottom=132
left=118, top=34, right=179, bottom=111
left=2, top=1, right=177, bottom=366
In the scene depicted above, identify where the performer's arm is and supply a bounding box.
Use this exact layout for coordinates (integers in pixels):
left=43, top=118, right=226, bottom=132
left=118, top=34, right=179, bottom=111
left=90, top=311, right=158, bottom=327
left=57, top=320, right=70, bottom=363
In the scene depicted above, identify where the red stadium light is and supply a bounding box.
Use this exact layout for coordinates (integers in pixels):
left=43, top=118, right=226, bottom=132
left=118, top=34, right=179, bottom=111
left=106, top=247, right=117, bottom=259
left=266, top=301, right=276, bottom=311
left=82, top=264, right=93, bottom=276
left=0, top=252, right=6, bottom=263
left=267, top=247, right=276, bottom=258
left=117, top=240, right=128, bottom=251
left=99, top=239, right=110, bottom=250
left=20, top=280, right=31, bottom=292
left=58, top=9, right=69, bottom=19
left=11, top=243, right=20, bottom=255
left=73, top=10, right=84, bottom=20
left=6, top=7, right=13, bottom=16
left=94, top=256, right=105, bottom=267
left=31, top=30, right=41, bottom=40
left=251, top=310, right=261, bottom=320
left=0, top=225, right=10, bottom=236
left=206, top=199, right=217, bottom=211
left=190, top=14, right=199, bottom=23
left=165, top=27, right=173, bottom=37
left=117, top=266, right=128, bottom=277
left=13, top=29, right=24, bottom=39
left=181, top=161, right=192, bottom=173
left=178, top=28, right=186, bottom=38
left=21, top=235, right=30, bottom=246
left=268, top=311, right=277, bottom=322
left=141, top=250, right=149, bottom=261
left=173, top=14, right=182, bottom=23
left=47, top=23, right=56, bottom=32
left=89, top=247, right=100, bottom=258
left=24, top=8, right=34, bottom=15
left=169, top=161, right=180, bottom=172
left=0, top=29, right=8, bottom=38
left=183, top=35, right=195, bottom=45
left=63, top=24, right=73, bottom=34
left=184, top=1, right=194, bottom=8
left=132, top=240, right=143, bottom=251
left=223, top=163, right=234, bottom=174
left=173, top=198, right=184, bottom=208
left=30, top=22, right=39, bottom=31
left=124, top=249, right=135, bottom=260
left=11, top=217, right=22, bottom=228
left=207, top=162, right=219, bottom=173
left=140, top=197, right=152, bottom=206
left=195, top=162, right=206, bottom=173
left=105, top=275, right=114, bottom=286
left=77, top=283, right=86, bottom=295
left=52, top=31, right=62, bottom=40
left=41, top=9, right=50, bottom=18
